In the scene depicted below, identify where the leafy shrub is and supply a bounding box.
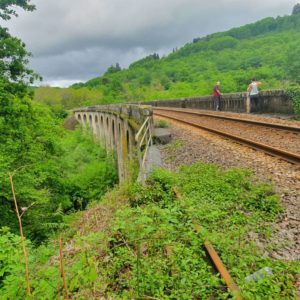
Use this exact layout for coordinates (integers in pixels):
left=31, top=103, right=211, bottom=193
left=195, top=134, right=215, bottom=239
left=0, top=228, right=31, bottom=299
left=286, top=86, right=300, bottom=119
left=243, top=183, right=283, bottom=219
left=128, top=168, right=175, bottom=207
left=154, top=119, right=168, bottom=128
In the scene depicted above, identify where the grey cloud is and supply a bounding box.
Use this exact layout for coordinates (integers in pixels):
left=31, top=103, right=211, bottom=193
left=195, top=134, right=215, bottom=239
left=2, top=0, right=297, bottom=86
left=30, top=46, right=150, bottom=82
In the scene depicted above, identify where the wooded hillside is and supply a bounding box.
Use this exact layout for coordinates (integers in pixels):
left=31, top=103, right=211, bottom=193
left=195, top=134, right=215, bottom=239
left=35, top=7, right=300, bottom=108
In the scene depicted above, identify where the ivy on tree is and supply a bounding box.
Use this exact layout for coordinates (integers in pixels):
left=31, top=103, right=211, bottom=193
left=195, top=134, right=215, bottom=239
left=292, top=3, right=300, bottom=15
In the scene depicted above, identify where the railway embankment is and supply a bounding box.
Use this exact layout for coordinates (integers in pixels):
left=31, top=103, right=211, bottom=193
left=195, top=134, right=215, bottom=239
left=155, top=112, right=300, bottom=263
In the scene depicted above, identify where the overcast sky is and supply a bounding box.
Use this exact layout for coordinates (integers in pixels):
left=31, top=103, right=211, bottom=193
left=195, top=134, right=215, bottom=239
left=1, top=0, right=297, bottom=87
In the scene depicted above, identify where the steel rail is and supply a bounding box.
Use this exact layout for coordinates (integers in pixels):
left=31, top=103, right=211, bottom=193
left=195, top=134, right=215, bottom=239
left=154, top=111, right=300, bottom=165
left=154, top=107, right=300, bottom=133
left=173, top=187, right=241, bottom=299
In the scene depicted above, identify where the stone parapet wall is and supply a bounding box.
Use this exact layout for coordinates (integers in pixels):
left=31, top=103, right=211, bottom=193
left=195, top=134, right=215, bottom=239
left=253, top=90, right=291, bottom=114
left=146, top=90, right=293, bottom=115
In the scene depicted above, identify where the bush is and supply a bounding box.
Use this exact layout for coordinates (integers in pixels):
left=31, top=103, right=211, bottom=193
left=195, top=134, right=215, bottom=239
left=286, top=86, right=300, bottom=119
left=0, top=228, right=30, bottom=295
left=154, top=120, right=168, bottom=128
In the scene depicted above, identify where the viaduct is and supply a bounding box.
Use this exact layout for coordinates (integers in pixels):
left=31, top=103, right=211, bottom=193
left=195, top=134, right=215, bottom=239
left=74, top=104, right=153, bottom=182
left=74, top=90, right=294, bottom=181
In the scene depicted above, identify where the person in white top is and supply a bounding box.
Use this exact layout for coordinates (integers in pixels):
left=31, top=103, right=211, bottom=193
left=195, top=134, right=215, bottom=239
left=247, top=78, right=262, bottom=112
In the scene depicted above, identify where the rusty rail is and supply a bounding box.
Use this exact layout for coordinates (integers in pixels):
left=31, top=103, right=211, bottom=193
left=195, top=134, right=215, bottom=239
left=173, top=187, right=241, bottom=299
left=154, top=110, right=300, bottom=165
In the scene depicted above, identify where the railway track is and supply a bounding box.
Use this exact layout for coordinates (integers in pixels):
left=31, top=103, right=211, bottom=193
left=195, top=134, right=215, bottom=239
left=153, top=107, right=300, bottom=165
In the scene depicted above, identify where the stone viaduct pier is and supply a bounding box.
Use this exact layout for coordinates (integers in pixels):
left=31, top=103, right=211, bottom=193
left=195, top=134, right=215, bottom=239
left=74, top=105, right=153, bottom=181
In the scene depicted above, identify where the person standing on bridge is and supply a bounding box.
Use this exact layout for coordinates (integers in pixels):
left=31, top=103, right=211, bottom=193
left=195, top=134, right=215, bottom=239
left=212, top=81, right=222, bottom=111
left=247, top=78, right=262, bottom=112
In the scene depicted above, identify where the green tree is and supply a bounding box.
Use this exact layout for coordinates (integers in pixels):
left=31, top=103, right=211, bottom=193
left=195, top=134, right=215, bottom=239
left=0, top=0, right=35, bottom=20
left=104, top=63, right=122, bottom=75
left=0, top=0, right=62, bottom=241
left=287, top=43, right=300, bottom=82
left=292, top=3, right=300, bottom=15
left=0, top=81, right=63, bottom=238
left=0, top=0, right=39, bottom=90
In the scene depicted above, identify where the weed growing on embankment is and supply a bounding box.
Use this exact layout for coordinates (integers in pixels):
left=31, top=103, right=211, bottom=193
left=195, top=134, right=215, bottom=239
left=287, top=86, right=300, bottom=120
left=0, top=163, right=299, bottom=299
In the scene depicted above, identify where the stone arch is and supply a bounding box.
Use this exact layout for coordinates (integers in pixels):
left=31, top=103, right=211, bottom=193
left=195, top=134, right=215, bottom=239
left=77, top=114, right=82, bottom=121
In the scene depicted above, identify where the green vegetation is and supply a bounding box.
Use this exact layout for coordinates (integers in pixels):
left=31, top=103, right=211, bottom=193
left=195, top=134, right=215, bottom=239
left=154, top=119, right=168, bottom=128
left=0, top=86, right=117, bottom=243
left=34, top=86, right=104, bottom=111
left=35, top=7, right=300, bottom=109
left=0, top=1, right=118, bottom=243
left=0, top=1, right=40, bottom=94
left=0, top=66, right=117, bottom=244
left=287, top=86, right=300, bottom=119
left=1, top=2, right=299, bottom=298
left=1, top=163, right=298, bottom=299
